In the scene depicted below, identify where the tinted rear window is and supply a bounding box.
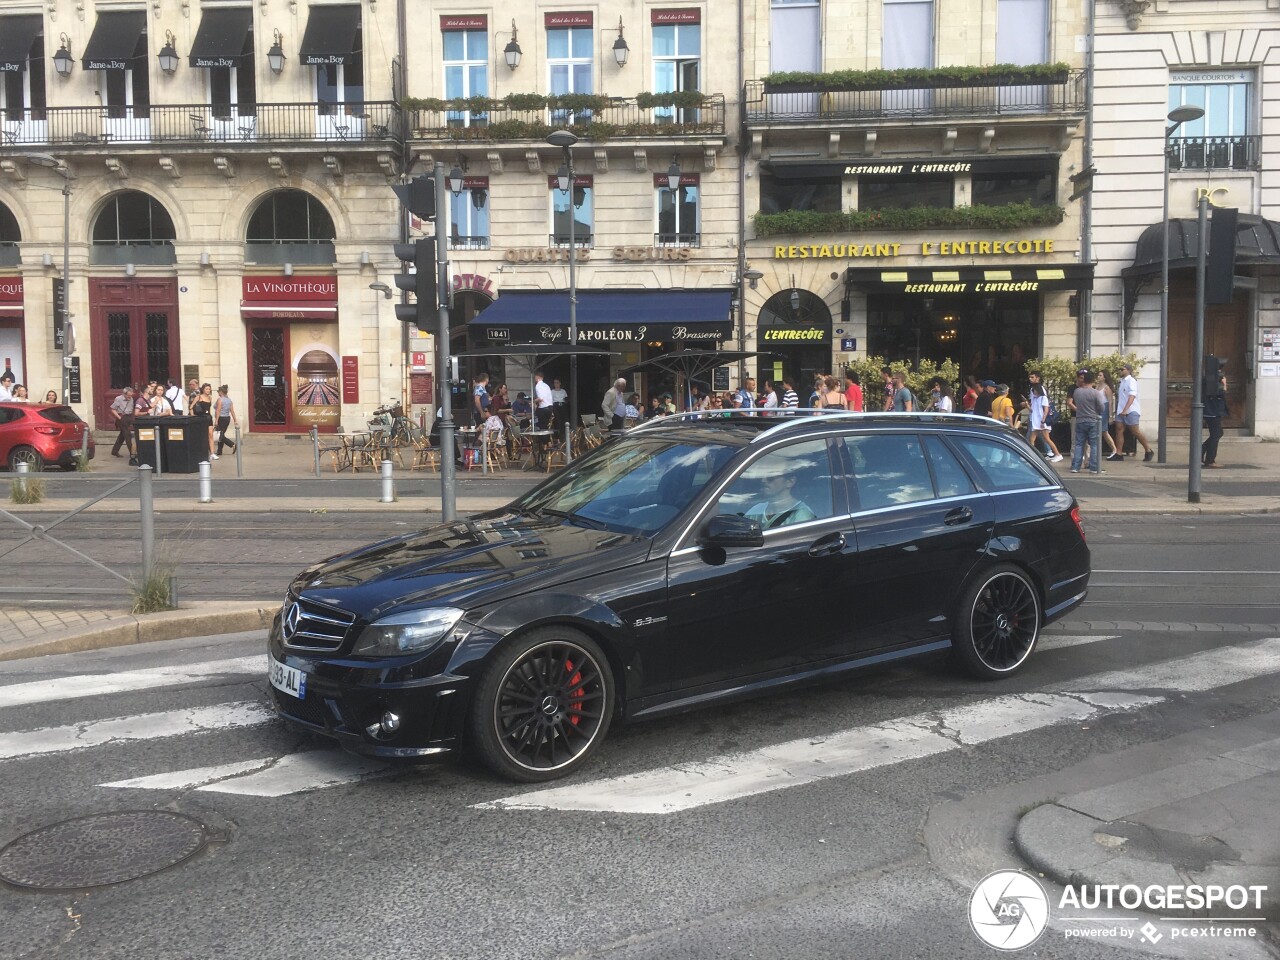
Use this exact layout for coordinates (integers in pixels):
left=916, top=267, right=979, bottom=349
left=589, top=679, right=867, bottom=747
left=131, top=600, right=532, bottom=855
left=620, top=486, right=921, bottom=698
left=39, top=406, right=82, bottom=425
left=949, top=435, right=1053, bottom=492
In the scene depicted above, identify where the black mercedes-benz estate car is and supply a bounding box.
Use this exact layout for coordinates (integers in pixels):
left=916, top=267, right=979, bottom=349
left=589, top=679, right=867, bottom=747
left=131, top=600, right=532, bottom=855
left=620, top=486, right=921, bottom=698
left=268, top=411, right=1089, bottom=782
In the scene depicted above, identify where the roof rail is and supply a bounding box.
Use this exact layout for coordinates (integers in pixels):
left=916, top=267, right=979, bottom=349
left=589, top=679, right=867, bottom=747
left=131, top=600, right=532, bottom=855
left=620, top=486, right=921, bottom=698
left=751, top=410, right=1005, bottom=442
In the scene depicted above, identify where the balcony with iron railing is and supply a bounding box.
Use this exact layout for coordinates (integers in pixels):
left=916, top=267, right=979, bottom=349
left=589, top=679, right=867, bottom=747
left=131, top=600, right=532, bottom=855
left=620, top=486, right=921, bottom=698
left=406, top=94, right=726, bottom=143
left=448, top=236, right=491, bottom=251
left=550, top=234, right=593, bottom=249
left=0, top=102, right=400, bottom=149
left=744, top=71, right=1086, bottom=124
left=1169, top=136, right=1260, bottom=171
left=655, top=232, right=700, bottom=248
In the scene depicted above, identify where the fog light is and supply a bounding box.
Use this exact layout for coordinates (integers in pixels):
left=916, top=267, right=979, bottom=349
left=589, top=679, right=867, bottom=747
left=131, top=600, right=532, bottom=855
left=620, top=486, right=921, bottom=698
left=380, top=711, right=401, bottom=733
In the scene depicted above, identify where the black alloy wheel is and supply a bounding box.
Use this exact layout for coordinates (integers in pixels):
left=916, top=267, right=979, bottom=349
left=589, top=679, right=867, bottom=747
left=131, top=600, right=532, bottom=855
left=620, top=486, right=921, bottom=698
left=952, top=564, right=1041, bottom=679
left=470, top=627, right=614, bottom=782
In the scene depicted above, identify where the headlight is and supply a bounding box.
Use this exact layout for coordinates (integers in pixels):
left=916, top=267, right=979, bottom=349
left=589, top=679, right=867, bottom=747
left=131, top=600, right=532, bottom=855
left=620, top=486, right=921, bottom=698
left=352, top=607, right=465, bottom=657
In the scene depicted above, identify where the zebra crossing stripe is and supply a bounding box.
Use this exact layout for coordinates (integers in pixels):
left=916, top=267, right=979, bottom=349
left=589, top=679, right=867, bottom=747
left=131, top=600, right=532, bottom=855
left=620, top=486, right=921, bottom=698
left=100, top=752, right=394, bottom=796
left=0, top=656, right=265, bottom=709
left=475, top=638, right=1280, bottom=816
left=0, top=702, right=274, bottom=761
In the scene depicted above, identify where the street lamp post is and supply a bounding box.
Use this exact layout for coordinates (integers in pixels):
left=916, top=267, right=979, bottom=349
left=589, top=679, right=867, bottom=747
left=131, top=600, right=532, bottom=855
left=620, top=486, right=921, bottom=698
left=1157, top=104, right=1205, bottom=464
left=547, top=129, right=580, bottom=431
left=29, top=155, right=71, bottom=405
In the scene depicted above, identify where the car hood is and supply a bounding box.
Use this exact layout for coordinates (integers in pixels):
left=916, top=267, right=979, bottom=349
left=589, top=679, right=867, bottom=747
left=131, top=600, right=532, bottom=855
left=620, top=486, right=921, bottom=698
left=294, top=510, right=647, bottom=621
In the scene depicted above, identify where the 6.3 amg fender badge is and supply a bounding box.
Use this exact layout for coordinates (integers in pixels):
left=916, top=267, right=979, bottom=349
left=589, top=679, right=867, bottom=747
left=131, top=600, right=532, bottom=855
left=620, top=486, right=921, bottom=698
left=632, top=616, right=667, bottom=628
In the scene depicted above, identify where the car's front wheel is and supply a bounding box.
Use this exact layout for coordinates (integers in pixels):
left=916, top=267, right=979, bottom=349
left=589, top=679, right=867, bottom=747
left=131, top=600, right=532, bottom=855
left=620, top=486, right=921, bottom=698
left=470, top=626, right=614, bottom=782
left=952, top=564, right=1041, bottom=679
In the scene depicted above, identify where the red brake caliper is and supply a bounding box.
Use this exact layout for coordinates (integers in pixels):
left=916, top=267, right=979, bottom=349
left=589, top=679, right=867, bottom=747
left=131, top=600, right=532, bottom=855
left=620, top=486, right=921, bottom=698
left=564, top=659, right=584, bottom=726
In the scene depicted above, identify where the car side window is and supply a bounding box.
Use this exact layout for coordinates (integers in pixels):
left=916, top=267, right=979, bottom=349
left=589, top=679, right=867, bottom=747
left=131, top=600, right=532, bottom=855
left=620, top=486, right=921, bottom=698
left=714, top=439, right=834, bottom=530
left=843, top=434, right=934, bottom=510
left=924, top=435, right=977, bottom=498
left=950, top=435, right=1053, bottom=492
left=0, top=408, right=21, bottom=424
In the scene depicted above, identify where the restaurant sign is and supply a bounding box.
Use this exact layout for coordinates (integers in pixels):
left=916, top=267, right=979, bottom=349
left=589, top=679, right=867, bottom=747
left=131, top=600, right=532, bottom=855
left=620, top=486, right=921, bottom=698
left=503, top=247, right=694, bottom=263
left=773, top=239, right=1056, bottom=259
left=761, top=328, right=828, bottom=343
left=485, top=323, right=729, bottom=344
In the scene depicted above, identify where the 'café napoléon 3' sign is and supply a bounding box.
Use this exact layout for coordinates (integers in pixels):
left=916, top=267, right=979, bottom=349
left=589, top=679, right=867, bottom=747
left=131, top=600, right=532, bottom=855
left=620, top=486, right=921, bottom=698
left=773, top=238, right=1057, bottom=258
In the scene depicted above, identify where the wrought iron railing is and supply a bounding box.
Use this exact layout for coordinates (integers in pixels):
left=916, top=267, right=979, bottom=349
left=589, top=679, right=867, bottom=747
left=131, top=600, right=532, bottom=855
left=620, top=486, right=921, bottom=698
left=550, top=234, right=593, bottom=248
left=0, top=102, right=400, bottom=147
left=743, top=73, right=1085, bottom=122
left=1168, top=136, right=1260, bottom=171
left=409, top=94, right=726, bottom=141
left=448, top=236, right=491, bottom=250
left=655, top=232, right=700, bottom=247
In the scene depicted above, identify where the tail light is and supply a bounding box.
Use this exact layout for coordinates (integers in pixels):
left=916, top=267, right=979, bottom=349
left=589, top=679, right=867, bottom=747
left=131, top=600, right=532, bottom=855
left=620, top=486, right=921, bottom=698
left=33, top=426, right=58, bottom=436
left=1070, top=505, right=1086, bottom=542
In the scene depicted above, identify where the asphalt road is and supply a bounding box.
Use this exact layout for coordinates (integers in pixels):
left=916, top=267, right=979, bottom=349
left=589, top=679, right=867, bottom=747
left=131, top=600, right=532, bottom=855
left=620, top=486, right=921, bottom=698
left=0, top=515, right=1278, bottom=959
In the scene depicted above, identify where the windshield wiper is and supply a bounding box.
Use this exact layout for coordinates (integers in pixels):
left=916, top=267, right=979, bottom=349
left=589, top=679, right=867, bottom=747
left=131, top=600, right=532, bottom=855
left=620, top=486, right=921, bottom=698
left=539, top=508, right=610, bottom=530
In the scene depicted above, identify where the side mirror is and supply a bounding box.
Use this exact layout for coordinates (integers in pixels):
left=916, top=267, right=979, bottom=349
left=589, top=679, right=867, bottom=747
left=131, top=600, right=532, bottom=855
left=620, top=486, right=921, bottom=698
left=699, top=514, right=764, bottom=548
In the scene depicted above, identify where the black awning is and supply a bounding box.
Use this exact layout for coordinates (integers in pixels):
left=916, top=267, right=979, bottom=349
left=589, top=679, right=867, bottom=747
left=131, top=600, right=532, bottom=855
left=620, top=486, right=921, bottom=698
left=82, top=10, right=146, bottom=70
left=845, top=263, right=1093, bottom=293
left=189, top=8, right=253, bottom=68
left=764, top=155, right=1058, bottom=180
left=1122, top=214, right=1280, bottom=278
left=0, top=15, right=42, bottom=72
left=299, top=5, right=361, bottom=65
left=468, top=290, right=734, bottom=344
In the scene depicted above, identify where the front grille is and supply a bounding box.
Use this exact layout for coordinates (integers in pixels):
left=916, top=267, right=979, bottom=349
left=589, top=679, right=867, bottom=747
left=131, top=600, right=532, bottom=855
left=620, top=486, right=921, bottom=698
left=281, top=596, right=357, bottom=652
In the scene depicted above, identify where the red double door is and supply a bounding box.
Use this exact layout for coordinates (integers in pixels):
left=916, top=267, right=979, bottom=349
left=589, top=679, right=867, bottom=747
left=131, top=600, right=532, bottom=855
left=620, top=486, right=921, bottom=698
left=88, top=278, right=180, bottom=431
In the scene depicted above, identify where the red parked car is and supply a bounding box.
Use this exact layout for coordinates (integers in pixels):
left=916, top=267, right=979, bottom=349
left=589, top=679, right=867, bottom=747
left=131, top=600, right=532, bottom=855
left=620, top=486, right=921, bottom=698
left=0, top=402, right=96, bottom=471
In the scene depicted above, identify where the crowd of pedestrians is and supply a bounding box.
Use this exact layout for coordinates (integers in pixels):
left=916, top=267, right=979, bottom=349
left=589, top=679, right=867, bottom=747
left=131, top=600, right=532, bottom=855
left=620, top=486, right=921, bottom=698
left=106, top=377, right=237, bottom=465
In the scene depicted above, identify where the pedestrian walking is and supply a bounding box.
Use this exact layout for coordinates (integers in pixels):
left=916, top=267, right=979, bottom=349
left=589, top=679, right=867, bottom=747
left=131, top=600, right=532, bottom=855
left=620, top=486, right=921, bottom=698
left=192, top=383, right=214, bottom=458
left=928, top=378, right=955, bottom=413
left=890, top=372, right=914, bottom=412
left=844, top=370, right=864, bottom=412
left=1113, top=362, right=1154, bottom=462
left=109, top=386, right=135, bottom=458
left=1027, top=372, right=1063, bottom=462
left=880, top=366, right=895, bottom=411
left=212, top=385, right=238, bottom=459
left=164, top=378, right=187, bottom=415
left=733, top=377, right=756, bottom=411
left=780, top=379, right=799, bottom=409
left=991, top=384, right=1014, bottom=426
left=1096, top=369, right=1120, bottom=458
left=761, top=381, right=779, bottom=412
left=818, top=375, right=847, bottom=409
left=1069, top=369, right=1106, bottom=474
left=472, top=373, right=491, bottom=426
left=961, top=375, right=979, bottom=413
left=1202, top=359, right=1229, bottom=469
left=973, top=380, right=996, bottom=419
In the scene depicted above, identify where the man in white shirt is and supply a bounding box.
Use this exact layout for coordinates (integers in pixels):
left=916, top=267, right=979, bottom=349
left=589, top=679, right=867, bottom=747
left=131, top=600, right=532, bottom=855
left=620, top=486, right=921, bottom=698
left=533, top=372, right=554, bottom=430
left=0, top=372, right=14, bottom=401
left=601, top=377, right=627, bottom=431
left=164, top=378, right=187, bottom=415
left=1112, top=362, right=1153, bottom=462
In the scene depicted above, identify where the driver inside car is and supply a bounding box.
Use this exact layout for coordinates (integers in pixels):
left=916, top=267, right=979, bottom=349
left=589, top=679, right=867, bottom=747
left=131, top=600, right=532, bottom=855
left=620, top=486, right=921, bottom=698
left=745, top=472, right=817, bottom=529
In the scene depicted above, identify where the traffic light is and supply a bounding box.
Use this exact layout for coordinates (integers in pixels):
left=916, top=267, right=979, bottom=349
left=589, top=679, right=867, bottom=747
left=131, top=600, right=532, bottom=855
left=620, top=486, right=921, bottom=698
left=390, top=175, right=436, bottom=221
left=394, top=237, right=437, bottom=332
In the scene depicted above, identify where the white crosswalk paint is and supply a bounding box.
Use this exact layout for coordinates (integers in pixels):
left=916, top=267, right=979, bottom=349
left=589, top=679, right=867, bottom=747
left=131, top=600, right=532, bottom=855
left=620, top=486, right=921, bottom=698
left=1037, top=634, right=1119, bottom=651
left=476, top=638, right=1280, bottom=815
left=100, top=752, right=394, bottom=796
left=0, top=702, right=273, bottom=761
left=0, top=656, right=265, bottom=709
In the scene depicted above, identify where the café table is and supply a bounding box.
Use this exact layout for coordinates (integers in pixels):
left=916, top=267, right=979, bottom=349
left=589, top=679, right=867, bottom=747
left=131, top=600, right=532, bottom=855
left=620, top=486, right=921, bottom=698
left=522, top=430, right=553, bottom=470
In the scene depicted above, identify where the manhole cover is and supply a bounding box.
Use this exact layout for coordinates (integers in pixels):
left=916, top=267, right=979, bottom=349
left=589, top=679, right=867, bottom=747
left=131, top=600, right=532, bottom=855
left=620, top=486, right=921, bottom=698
left=0, top=811, right=208, bottom=891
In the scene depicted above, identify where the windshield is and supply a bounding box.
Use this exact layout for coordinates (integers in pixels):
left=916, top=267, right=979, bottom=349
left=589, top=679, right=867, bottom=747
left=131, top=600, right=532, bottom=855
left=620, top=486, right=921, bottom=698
left=515, top=436, right=740, bottom=535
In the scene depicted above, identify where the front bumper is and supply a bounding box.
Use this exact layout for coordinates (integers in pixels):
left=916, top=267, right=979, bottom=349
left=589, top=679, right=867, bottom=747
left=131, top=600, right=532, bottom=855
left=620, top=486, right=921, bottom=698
left=267, top=620, right=473, bottom=759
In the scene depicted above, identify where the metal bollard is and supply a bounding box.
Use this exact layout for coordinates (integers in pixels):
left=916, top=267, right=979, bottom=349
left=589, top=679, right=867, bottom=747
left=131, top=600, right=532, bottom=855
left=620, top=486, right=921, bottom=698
left=481, top=429, right=489, bottom=475
left=198, top=461, right=213, bottom=503
left=153, top=428, right=164, bottom=477
left=138, top=464, right=155, bottom=582
left=15, top=460, right=27, bottom=495
left=310, top=425, right=321, bottom=478
left=79, top=428, right=90, bottom=466
left=234, top=423, right=243, bottom=478
left=564, top=422, right=573, bottom=465
left=380, top=458, right=395, bottom=503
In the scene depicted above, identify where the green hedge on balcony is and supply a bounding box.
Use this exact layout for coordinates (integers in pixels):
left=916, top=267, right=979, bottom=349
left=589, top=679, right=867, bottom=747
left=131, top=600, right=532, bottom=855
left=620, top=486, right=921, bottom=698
left=753, top=202, right=1066, bottom=237
left=762, top=62, right=1072, bottom=92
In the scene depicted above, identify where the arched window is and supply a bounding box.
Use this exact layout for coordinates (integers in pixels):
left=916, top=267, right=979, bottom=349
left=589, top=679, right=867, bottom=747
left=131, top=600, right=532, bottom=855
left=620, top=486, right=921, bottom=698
left=0, top=203, right=19, bottom=267
left=245, top=189, right=336, bottom=264
left=759, top=288, right=831, bottom=329
left=90, top=191, right=177, bottom=264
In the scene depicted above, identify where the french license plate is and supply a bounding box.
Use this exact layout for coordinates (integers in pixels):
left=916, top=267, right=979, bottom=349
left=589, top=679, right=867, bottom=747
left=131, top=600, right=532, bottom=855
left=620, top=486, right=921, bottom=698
left=269, top=656, right=306, bottom=699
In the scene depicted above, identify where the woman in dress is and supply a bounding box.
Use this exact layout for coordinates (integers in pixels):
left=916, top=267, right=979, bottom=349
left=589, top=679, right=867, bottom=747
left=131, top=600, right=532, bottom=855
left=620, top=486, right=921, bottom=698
left=1028, top=375, right=1064, bottom=463
left=1097, top=369, right=1120, bottom=458
left=191, top=383, right=215, bottom=458
left=818, top=375, right=847, bottom=410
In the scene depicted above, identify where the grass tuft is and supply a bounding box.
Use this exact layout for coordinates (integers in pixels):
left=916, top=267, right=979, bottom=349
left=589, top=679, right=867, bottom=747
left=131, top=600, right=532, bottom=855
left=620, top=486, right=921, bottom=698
left=130, top=562, right=176, bottom=614
left=10, top=477, right=45, bottom=504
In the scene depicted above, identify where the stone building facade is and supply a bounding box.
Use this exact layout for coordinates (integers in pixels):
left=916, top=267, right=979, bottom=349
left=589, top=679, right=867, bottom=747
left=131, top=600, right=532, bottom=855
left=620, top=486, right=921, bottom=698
left=1091, top=0, right=1280, bottom=439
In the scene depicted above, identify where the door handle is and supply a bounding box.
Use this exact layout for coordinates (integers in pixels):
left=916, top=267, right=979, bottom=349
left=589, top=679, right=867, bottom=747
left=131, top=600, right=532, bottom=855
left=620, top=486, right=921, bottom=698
left=808, top=532, right=846, bottom=558
left=944, top=506, right=973, bottom=526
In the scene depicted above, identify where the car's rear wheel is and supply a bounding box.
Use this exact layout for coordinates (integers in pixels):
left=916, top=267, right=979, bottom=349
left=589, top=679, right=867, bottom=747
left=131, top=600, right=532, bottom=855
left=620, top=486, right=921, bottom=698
left=7, top=446, right=44, bottom=472
left=470, top=626, right=614, bottom=782
left=952, top=564, right=1041, bottom=679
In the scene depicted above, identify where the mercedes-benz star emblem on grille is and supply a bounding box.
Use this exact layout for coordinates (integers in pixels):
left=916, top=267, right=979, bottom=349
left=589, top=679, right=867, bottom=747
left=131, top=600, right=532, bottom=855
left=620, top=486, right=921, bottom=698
left=282, top=602, right=302, bottom=641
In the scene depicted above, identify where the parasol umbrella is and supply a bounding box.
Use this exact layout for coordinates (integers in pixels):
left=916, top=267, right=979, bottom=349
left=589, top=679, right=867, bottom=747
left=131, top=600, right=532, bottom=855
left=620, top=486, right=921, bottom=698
left=619, top=349, right=768, bottom=410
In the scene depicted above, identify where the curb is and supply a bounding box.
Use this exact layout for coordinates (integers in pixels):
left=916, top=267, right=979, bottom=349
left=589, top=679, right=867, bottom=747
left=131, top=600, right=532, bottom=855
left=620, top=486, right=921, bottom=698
left=1014, top=802, right=1279, bottom=915
left=0, top=602, right=277, bottom=662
